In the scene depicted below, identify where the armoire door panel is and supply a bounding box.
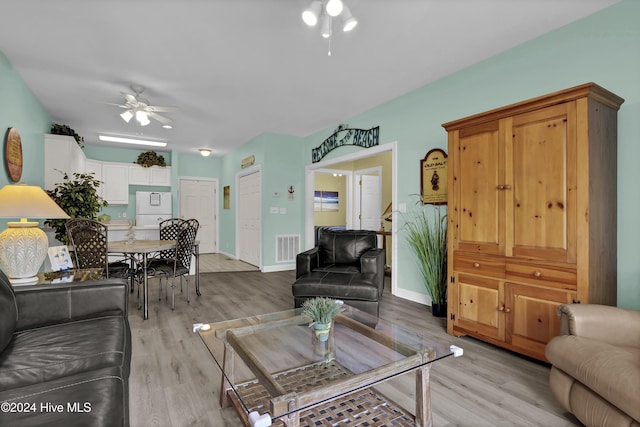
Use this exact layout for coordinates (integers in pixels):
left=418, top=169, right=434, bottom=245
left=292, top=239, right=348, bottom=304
left=454, top=122, right=503, bottom=255
left=455, top=274, right=503, bottom=340
left=509, top=104, right=575, bottom=262
left=505, top=283, right=575, bottom=356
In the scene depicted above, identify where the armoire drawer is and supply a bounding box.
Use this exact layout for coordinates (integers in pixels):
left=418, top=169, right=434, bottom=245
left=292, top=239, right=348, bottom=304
left=454, top=253, right=505, bottom=278
left=506, top=262, right=577, bottom=290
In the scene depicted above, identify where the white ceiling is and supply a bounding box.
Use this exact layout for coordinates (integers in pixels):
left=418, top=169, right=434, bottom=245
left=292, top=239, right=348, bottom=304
left=0, top=0, right=621, bottom=156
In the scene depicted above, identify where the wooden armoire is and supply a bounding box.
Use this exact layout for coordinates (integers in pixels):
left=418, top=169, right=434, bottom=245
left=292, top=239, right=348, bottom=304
left=442, top=83, right=624, bottom=361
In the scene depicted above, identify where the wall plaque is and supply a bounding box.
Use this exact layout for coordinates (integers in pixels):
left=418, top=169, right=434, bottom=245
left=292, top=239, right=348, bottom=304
left=5, top=127, right=23, bottom=182
left=420, top=148, right=447, bottom=205
left=311, top=124, right=379, bottom=163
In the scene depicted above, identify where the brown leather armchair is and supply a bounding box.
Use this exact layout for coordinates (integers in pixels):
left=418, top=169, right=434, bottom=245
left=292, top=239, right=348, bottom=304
left=292, top=229, right=385, bottom=317
left=545, top=304, right=640, bottom=427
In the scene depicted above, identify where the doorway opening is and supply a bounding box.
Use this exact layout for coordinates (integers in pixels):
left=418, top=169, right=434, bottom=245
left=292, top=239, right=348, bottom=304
left=304, top=141, right=397, bottom=295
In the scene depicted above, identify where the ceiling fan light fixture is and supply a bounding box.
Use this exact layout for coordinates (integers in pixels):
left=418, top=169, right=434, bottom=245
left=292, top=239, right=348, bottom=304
left=341, top=6, right=357, bottom=31
left=326, top=0, right=343, bottom=17
left=136, top=110, right=150, bottom=126
left=120, top=110, right=134, bottom=123
left=302, top=0, right=322, bottom=26
left=320, top=14, right=332, bottom=38
left=198, top=148, right=212, bottom=157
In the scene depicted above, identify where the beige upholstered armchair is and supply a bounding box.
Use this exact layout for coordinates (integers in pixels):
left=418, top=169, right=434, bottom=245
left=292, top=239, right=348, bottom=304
left=545, top=304, right=640, bottom=427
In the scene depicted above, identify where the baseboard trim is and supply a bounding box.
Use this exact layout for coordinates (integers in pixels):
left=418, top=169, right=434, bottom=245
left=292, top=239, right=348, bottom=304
left=393, top=288, right=430, bottom=306
left=262, top=264, right=295, bottom=273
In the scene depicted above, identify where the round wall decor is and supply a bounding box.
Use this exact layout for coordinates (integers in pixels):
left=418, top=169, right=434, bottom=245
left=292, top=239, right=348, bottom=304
left=5, top=127, right=23, bottom=182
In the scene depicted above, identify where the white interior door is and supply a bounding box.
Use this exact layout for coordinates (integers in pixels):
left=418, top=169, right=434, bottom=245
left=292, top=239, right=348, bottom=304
left=179, top=178, right=217, bottom=253
left=238, top=170, right=261, bottom=267
left=356, top=172, right=381, bottom=230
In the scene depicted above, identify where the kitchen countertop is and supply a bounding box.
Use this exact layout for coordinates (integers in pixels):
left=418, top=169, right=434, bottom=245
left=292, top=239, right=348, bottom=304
left=104, top=220, right=159, bottom=231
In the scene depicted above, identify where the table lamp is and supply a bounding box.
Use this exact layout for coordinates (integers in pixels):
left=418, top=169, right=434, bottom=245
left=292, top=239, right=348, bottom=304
left=0, top=183, right=70, bottom=284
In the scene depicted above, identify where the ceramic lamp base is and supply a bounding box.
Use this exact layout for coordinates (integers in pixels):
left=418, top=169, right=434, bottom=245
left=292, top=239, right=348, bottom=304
left=0, top=221, right=48, bottom=283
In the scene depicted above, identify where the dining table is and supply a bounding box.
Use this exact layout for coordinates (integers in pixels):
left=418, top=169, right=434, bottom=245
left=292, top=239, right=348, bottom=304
left=108, top=239, right=200, bottom=319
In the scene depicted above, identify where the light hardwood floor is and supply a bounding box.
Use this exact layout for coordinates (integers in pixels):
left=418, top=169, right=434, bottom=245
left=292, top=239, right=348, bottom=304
left=198, top=253, right=259, bottom=273
left=128, top=271, right=581, bottom=427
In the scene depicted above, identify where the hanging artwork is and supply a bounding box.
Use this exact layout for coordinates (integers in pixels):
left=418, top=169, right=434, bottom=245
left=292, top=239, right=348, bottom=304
left=311, top=124, right=380, bottom=163
left=420, top=148, right=447, bottom=205
left=223, top=186, right=231, bottom=209
left=314, top=191, right=339, bottom=212
left=4, top=127, right=23, bottom=182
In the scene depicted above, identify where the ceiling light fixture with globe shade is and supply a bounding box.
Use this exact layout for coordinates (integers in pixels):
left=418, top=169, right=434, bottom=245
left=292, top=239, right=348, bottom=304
left=302, top=0, right=357, bottom=56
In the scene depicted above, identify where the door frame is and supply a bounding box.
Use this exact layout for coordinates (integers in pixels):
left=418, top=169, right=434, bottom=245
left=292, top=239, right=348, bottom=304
left=235, top=164, right=262, bottom=268
left=305, top=141, right=398, bottom=295
left=178, top=176, right=219, bottom=253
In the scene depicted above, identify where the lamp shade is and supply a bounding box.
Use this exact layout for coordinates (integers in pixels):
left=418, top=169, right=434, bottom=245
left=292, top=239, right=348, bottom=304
left=326, top=0, right=343, bottom=17
left=120, top=110, right=134, bottom=123
left=341, top=6, right=357, bottom=31
left=302, top=0, right=322, bottom=26
left=0, top=183, right=69, bottom=284
left=0, top=183, right=69, bottom=220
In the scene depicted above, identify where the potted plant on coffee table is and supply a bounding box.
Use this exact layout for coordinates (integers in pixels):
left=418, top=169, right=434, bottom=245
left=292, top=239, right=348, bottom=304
left=301, top=297, right=343, bottom=341
left=404, top=204, right=448, bottom=317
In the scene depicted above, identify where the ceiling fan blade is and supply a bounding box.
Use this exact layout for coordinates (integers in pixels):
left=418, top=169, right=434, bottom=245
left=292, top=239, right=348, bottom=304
left=106, top=102, right=130, bottom=108
left=147, top=111, right=172, bottom=125
left=146, top=105, right=179, bottom=113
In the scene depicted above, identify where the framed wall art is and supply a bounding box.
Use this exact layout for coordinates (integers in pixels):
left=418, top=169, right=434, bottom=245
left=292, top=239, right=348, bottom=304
left=420, top=148, right=447, bottom=205
left=5, top=127, right=23, bottom=182
left=223, top=185, right=230, bottom=209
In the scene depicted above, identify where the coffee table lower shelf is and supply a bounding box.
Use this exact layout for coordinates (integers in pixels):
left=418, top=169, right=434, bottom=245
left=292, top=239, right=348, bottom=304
left=227, top=360, right=417, bottom=427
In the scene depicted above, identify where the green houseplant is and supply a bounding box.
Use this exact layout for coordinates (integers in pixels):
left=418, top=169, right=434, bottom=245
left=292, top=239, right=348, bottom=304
left=135, top=151, right=166, bottom=168
left=50, top=123, right=84, bottom=146
left=404, top=204, right=448, bottom=317
left=45, top=171, right=108, bottom=244
left=301, top=297, right=343, bottom=341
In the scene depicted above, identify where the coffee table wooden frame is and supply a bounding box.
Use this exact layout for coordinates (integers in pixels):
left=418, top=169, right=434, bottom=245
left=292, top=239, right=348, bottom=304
left=217, top=313, right=439, bottom=427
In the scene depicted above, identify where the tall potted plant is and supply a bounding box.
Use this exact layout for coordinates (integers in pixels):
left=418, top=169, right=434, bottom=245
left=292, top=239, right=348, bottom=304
left=45, top=171, right=108, bottom=244
left=404, top=205, right=448, bottom=317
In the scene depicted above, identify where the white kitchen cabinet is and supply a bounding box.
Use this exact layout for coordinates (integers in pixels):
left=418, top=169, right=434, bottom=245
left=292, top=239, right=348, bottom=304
left=44, top=134, right=86, bottom=190
left=101, top=162, right=129, bottom=205
left=128, top=164, right=171, bottom=186
left=85, top=160, right=129, bottom=205
left=84, top=159, right=103, bottom=198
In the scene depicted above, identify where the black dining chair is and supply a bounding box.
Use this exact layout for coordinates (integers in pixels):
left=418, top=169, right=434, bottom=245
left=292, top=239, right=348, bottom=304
left=65, top=218, right=132, bottom=280
left=148, top=220, right=199, bottom=309
left=157, top=218, right=184, bottom=259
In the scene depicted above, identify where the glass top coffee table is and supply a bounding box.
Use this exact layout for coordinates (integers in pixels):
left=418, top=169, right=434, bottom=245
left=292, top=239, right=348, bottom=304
left=197, top=304, right=462, bottom=427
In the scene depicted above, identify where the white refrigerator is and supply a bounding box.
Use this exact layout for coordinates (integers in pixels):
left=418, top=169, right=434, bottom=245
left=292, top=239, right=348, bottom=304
left=135, top=191, right=173, bottom=226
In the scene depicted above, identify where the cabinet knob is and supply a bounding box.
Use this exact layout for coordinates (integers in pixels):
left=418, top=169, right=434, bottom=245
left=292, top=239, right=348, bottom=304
left=533, top=271, right=542, bottom=277
left=505, top=307, right=512, bottom=313
left=498, top=305, right=505, bottom=311
left=496, top=185, right=504, bottom=190
left=473, top=262, right=480, bottom=268
left=503, top=185, right=512, bottom=190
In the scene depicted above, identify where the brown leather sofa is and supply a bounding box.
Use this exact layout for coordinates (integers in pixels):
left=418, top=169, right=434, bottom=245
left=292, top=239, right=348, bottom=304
left=0, top=270, right=131, bottom=426
left=545, top=304, right=640, bottom=427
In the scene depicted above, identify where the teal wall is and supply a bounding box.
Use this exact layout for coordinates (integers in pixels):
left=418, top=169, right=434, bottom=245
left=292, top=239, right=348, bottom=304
left=295, top=0, right=640, bottom=309
left=0, top=50, right=51, bottom=230
left=217, top=132, right=303, bottom=266
left=1, top=0, right=638, bottom=308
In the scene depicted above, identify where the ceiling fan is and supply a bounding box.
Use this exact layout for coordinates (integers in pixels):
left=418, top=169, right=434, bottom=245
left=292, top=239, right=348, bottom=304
left=112, top=85, right=177, bottom=127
